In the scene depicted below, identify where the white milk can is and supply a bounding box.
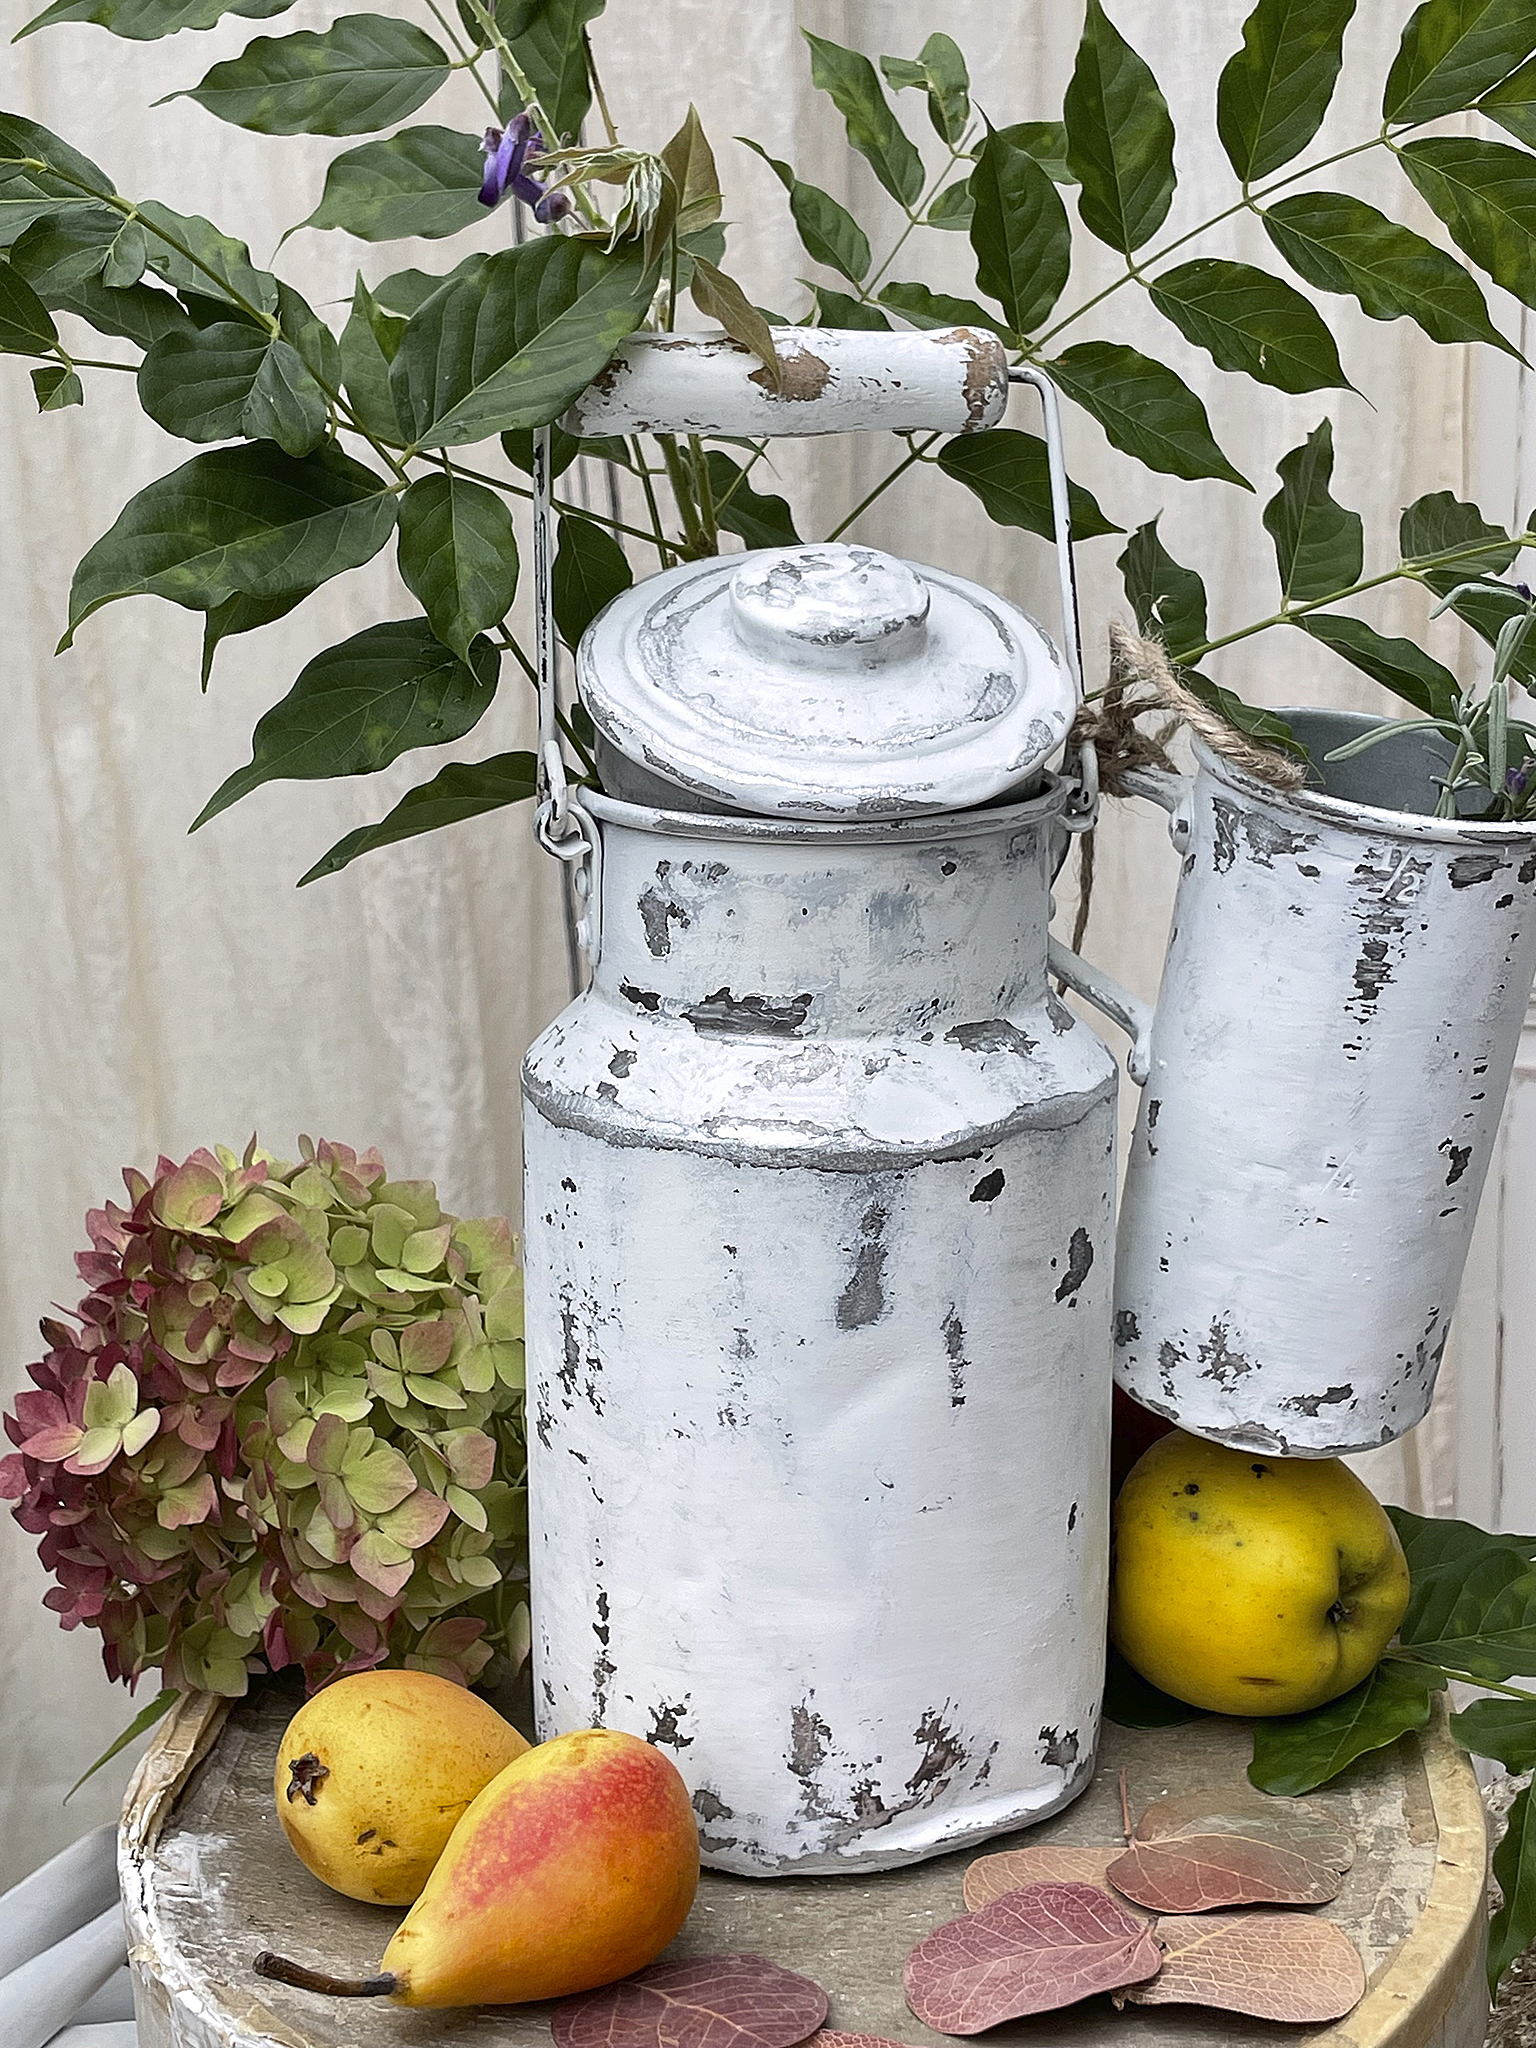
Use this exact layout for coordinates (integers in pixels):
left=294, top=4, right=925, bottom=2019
left=520, top=339, right=1119, bottom=1875
left=1094, top=711, right=1536, bottom=1456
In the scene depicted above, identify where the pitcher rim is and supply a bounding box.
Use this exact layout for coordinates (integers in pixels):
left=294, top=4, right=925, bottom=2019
left=578, top=770, right=1072, bottom=845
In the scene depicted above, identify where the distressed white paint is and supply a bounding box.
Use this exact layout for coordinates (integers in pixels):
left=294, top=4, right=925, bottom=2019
left=1114, top=712, right=1536, bottom=1458
left=522, top=782, right=1117, bottom=1875
left=580, top=544, right=1074, bottom=821
left=563, top=328, right=1009, bottom=439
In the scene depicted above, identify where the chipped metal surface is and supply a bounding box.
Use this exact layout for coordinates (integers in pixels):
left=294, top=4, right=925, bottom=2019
left=524, top=781, right=1116, bottom=1875
left=1116, top=719, right=1536, bottom=1455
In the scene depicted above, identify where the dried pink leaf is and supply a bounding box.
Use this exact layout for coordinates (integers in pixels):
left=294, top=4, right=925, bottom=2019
left=963, top=1844, right=1152, bottom=1917
left=1107, top=1787, right=1353, bottom=1912
left=551, top=1954, right=829, bottom=2048
left=1124, top=1910, right=1365, bottom=2022
left=903, top=1881, right=1161, bottom=2032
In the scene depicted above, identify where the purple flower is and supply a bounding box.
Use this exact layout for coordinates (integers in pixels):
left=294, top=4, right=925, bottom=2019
left=478, top=113, right=573, bottom=221
left=1507, top=764, right=1530, bottom=798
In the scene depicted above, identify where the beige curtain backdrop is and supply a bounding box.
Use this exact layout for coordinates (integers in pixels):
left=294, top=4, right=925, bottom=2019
left=1, top=0, right=1528, bottom=1880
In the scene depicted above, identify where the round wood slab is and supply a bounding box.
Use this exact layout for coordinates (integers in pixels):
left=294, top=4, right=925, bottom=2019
left=120, top=1685, right=1488, bottom=2048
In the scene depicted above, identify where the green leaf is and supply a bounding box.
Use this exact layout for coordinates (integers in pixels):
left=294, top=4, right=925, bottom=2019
left=1103, top=1645, right=1205, bottom=1728
left=500, top=421, right=581, bottom=477
left=738, top=139, right=870, bottom=285
left=193, top=618, right=497, bottom=826
left=1149, top=256, right=1350, bottom=393
left=1248, top=1661, right=1441, bottom=1795
left=879, top=32, right=970, bottom=146
left=339, top=273, right=404, bottom=441
left=802, top=29, right=924, bottom=209
left=704, top=452, right=799, bottom=550
left=396, top=473, right=517, bottom=661
left=0, top=113, right=114, bottom=248
left=0, top=257, right=58, bottom=352
left=18, top=0, right=293, bottom=39
left=64, top=440, right=396, bottom=648
left=500, top=0, right=604, bottom=144
left=1480, top=53, right=1536, bottom=146
left=32, top=362, right=81, bottom=408
left=808, top=282, right=890, bottom=330
left=994, top=120, right=1077, bottom=186
left=1399, top=495, right=1536, bottom=684
left=371, top=253, right=488, bottom=315
left=137, top=320, right=329, bottom=455
left=136, top=200, right=279, bottom=318
left=200, top=589, right=307, bottom=686
left=1063, top=0, right=1176, bottom=255
left=689, top=256, right=781, bottom=387
left=1491, top=1783, right=1536, bottom=1995
left=1297, top=614, right=1461, bottom=719
left=8, top=212, right=192, bottom=350
left=1263, top=418, right=1361, bottom=602
left=1451, top=1696, right=1536, bottom=1770
left=391, top=237, right=654, bottom=449
left=299, top=749, right=537, bottom=883
left=1263, top=190, right=1521, bottom=357
left=1384, top=0, right=1536, bottom=123
left=299, top=125, right=488, bottom=242
left=925, top=179, right=974, bottom=230
left=878, top=279, right=1014, bottom=343
left=1399, top=1547, right=1536, bottom=1679
left=173, top=14, right=451, bottom=137
left=937, top=429, right=1120, bottom=542
left=65, top=1688, right=179, bottom=1803
left=969, top=123, right=1072, bottom=336
left=660, top=106, right=722, bottom=243
left=1119, top=517, right=1208, bottom=657
left=1389, top=1502, right=1536, bottom=1577
left=552, top=511, right=630, bottom=651
left=1182, top=669, right=1305, bottom=755
left=1050, top=341, right=1251, bottom=489
left=1398, top=137, right=1536, bottom=313
left=1217, top=0, right=1358, bottom=182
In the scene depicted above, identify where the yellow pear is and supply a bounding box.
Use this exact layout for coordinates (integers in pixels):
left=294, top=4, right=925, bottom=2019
left=273, top=1668, right=528, bottom=1904
left=1112, top=1429, right=1411, bottom=1716
left=256, top=1727, right=700, bottom=2008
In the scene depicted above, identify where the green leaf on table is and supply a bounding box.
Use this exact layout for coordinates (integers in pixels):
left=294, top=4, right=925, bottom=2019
left=194, top=619, right=497, bottom=826
left=171, top=15, right=452, bottom=136
left=397, top=473, right=517, bottom=662
left=1103, top=1645, right=1205, bottom=1728
left=878, top=279, right=1013, bottom=342
left=32, top=361, right=82, bottom=408
left=63, top=440, right=396, bottom=648
left=1297, top=614, right=1461, bottom=719
left=0, top=257, right=58, bottom=352
left=137, top=319, right=329, bottom=455
left=552, top=511, right=630, bottom=651
left=1480, top=54, right=1536, bottom=147
left=65, top=1688, right=179, bottom=1804
left=0, top=113, right=114, bottom=248
left=1149, top=256, right=1350, bottom=393
left=298, top=126, right=488, bottom=242
left=1217, top=0, right=1358, bottom=183
left=926, top=178, right=973, bottom=230
left=1064, top=0, right=1176, bottom=254
left=1249, top=1660, right=1442, bottom=1795
left=803, top=30, right=924, bottom=209
left=1050, top=341, right=1251, bottom=488
left=339, top=274, right=404, bottom=441
left=136, top=200, right=280, bottom=318
left=1119, top=517, right=1208, bottom=658
left=18, top=0, right=294, bottom=40
left=299, top=749, right=537, bottom=883
left=1399, top=137, right=1536, bottom=313
left=391, top=237, right=654, bottom=448
left=937, top=429, right=1120, bottom=542
left=9, top=211, right=192, bottom=350
left=808, top=282, right=889, bottom=330
left=970, top=123, right=1071, bottom=336
left=1451, top=1696, right=1536, bottom=1771
left=704, top=452, right=799, bottom=550
left=689, top=256, right=781, bottom=388
left=1491, top=1782, right=1536, bottom=1996
left=1383, top=0, right=1536, bottom=123
left=1263, top=190, right=1521, bottom=357
left=1263, top=419, right=1362, bottom=603
left=738, top=139, right=870, bottom=285
left=499, top=0, right=604, bottom=144
left=878, top=32, right=970, bottom=146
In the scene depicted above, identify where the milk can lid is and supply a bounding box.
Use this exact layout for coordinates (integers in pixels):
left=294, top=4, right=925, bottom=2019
left=576, top=542, right=1074, bottom=820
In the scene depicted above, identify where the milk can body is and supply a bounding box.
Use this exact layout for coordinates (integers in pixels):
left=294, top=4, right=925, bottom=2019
left=522, top=782, right=1117, bottom=1875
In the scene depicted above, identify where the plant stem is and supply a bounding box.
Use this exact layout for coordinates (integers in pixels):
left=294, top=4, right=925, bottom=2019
left=455, top=0, right=604, bottom=228
left=417, top=0, right=501, bottom=118
left=657, top=433, right=707, bottom=554
left=1395, top=1655, right=1536, bottom=1703
left=689, top=432, right=718, bottom=552
left=825, top=434, right=937, bottom=542
left=629, top=437, right=677, bottom=566
left=862, top=133, right=976, bottom=302
left=584, top=29, right=620, bottom=147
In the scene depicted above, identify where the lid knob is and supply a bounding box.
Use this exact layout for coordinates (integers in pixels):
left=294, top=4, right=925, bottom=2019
left=728, top=544, right=930, bottom=673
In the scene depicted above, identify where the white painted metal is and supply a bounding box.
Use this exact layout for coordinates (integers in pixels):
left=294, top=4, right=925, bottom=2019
left=563, top=327, right=1009, bottom=439
left=579, top=543, right=1075, bottom=821
left=522, top=780, right=1117, bottom=1875
left=1113, top=711, right=1536, bottom=1457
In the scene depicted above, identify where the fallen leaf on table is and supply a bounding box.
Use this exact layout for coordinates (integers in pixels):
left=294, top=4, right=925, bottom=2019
left=962, top=1845, right=1151, bottom=1916
left=903, top=1881, right=1161, bottom=2031
left=551, top=1955, right=829, bottom=2048
left=1122, top=1910, right=1366, bottom=2022
left=1107, top=1787, right=1354, bottom=1912
left=812, top=2034, right=926, bottom=2048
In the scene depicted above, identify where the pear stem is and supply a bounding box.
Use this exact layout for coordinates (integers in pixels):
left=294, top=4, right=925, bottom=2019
left=253, top=1951, right=398, bottom=1998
